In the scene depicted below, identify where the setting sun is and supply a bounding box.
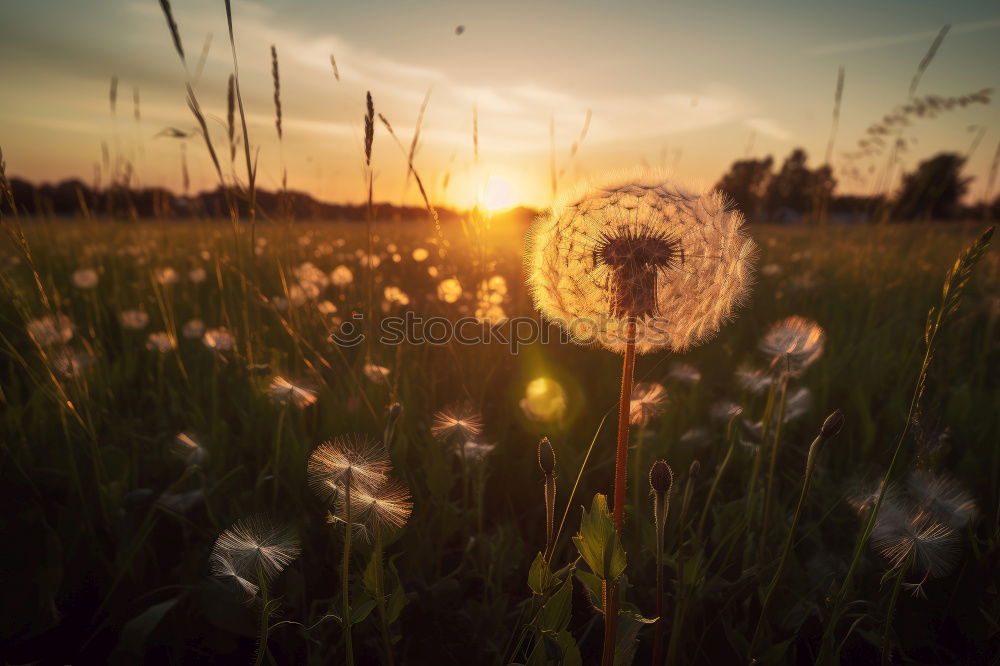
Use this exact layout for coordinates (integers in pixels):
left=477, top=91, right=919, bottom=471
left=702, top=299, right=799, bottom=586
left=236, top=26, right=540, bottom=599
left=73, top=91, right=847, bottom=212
left=482, top=175, right=516, bottom=212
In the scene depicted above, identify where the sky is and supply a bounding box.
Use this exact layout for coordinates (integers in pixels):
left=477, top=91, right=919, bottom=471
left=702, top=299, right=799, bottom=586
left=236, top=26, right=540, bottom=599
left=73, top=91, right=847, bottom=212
left=1, top=0, right=999, bottom=209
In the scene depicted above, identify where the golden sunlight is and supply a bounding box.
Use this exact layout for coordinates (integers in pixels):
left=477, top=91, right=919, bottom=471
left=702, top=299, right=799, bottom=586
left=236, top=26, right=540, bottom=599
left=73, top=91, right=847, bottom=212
left=482, top=176, right=516, bottom=212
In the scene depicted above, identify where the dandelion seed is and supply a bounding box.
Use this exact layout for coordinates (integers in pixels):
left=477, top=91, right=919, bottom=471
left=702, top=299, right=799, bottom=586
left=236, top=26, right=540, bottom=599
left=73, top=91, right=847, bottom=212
left=759, top=316, right=825, bottom=374
left=182, top=318, right=205, bottom=339
left=383, top=286, right=410, bottom=306
left=51, top=349, right=92, bottom=378
left=268, top=376, right=318, bottom=408
left=146, top=331, right=176, bottom=353
left=907, top=472, right=978, bottom=528
left=871, top=501, right=960, bottom=578
left=27, top=314, right=74, bottom=346
left=203, top=327, right=235, bottom=352
left=331, top=478, right=413, bottom=537
left=735, top=364, right=773, bottom=394
left=209, top=515, right=301, bottom=602
left=362, top=363, right=391, bottom=384
left=668, top=363, right=701, bottom=384
left=459, top=439, right=496, bottom=462
left=120, top=309, right=150, bottom=330
left=72, top=268, right=99, bottom=289
left=782, top=386, right=812, bottom=422
left=330, top=264, right=354, bottom=286
left=526, top=174, right=756, bottom=353
left=307, top=435, right=390, bottom=503
left=629, top=382, right=667, bottom=426
left=172, top=431, right=207, bottom=466
left=437, top=278, right=463, bottom=304
left=431, top=405, right=484, bottom=441
left=155, top=266, right=179, bottom=285
left=710, top=399, right=743, bottom=421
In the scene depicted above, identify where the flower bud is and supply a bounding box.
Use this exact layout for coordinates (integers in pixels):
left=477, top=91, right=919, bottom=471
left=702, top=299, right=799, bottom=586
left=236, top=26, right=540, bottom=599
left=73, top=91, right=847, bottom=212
left=649, top=459, right=673, bottom=495
left=820, top=409, right=845, bottom=441
left=537, top=437, right=555, bottom=476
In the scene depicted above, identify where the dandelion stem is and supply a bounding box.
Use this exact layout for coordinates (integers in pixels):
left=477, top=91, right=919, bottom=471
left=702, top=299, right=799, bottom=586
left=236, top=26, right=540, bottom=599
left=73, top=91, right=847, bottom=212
left=612, top=316, right=638, bottom=531
left=758, top=376, right=789, bottom=563
left=749, top=412, right=837, bottom=661
left=271, top=407, right=286, bottom=508
left=342, top=474, right=355, bottom=666
left=605, top=316, right=637, bottom=666
left=881, top=557, right=909, bottom=666
left=651, top=481, right=671, bottom=666
left=373, top=529, right=395, bottom=666
left=253, top=566, right=271, bottom=666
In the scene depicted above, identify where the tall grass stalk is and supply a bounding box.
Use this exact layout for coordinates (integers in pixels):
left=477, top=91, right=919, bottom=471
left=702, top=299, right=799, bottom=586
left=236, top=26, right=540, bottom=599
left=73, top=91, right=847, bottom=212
left=817, top=227, right=993, bottom=663
left=666, top=460, right=699, bottom=666
left=749, top=410, right=843, bottom=661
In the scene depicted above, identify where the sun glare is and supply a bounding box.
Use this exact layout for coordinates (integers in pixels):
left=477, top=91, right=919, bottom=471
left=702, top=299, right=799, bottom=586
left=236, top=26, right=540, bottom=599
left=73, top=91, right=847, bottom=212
left=482, top=176, right=516, bottom=212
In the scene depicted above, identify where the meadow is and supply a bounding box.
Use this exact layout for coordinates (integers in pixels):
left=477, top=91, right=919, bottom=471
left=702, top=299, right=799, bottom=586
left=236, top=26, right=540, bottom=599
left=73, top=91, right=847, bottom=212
left=1, top=213, right=997, bottom=665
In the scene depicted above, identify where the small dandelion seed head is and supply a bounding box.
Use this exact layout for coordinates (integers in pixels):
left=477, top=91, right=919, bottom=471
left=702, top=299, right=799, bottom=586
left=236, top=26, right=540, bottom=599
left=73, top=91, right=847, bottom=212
left=537, top=437, right=556, bottom=476
left=307, top=435, right=391, bottom=504
left=668, top=362, right=702, bottom=384
left=119, top=309, right=150, bottom=330
left=629, top=382, right=667, bottom=426
left=332, top=478, right=413, bottom=538
left=431, top=404, right=484, bottom=442
left=649, top=459, right=674, bottom=495
left=734, top=364, right=774, bottom=394
left=202, top=327, right=235, bottom=352
left=209, top=514, right=301, bottom=602
left=362, top=362, right=391, bottom=385
left=268, top=376, right=318, bottom=408
left=871, top=501, right=960, bottom=579
left=459, top=439, right=496, bottom=462
left=759, top=315, right=825, bottom=375
left=172, top=431, right=207, bottom=466
left=526, top=173, right=756, bottom=353
left=907, top=471, right=978, bottom=529
left=27, top=314, right=75, bottom=347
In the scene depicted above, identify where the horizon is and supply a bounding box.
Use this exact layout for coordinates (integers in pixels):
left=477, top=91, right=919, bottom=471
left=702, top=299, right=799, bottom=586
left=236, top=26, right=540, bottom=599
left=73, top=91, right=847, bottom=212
left=1, top=1, right=999, bottom=210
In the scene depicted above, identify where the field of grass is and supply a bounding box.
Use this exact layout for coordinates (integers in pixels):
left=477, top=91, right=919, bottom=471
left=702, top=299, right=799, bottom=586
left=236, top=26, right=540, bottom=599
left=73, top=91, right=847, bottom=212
left=1, top=216, right=997, bottom=665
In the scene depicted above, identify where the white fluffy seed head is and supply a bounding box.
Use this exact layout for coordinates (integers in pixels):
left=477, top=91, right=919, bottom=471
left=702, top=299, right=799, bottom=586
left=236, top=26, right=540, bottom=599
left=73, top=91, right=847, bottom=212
left=209, top=514, right=301, bottom=602
left=526, top=173, right=756, bottom=354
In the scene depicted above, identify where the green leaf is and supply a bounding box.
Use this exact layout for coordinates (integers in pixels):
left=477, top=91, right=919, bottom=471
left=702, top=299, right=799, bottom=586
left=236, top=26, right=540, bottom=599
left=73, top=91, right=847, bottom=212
left=574, top=569, right=604, bottom=613
left=538, top=577, right=573, bottom=632
left=386, top=558, right=408, bottom=624
left=112, top=598, right=179, bottom=659
left=528, top=551, right=554, bottom=595
left=614, top=604, right=656, bottom=666
left=349, top=598, right=376, bottom=624
left=572, top=494, right=626, bottom=581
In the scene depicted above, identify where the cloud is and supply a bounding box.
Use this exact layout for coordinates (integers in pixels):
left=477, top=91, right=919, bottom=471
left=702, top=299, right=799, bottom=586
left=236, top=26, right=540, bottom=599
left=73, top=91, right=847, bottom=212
left=744, top=117, right=792, bottom=141
left=806, top=18, right=1000, bottom=57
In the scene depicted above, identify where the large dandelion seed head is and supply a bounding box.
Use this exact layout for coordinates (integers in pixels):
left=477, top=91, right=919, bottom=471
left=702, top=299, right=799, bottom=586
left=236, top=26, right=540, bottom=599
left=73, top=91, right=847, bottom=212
left=759, top=315, right=825, bottom=374
left=209, top=514, right=301, bottom=602
left=307, top=435, right=390, bottom=504
left=526, top=174, right=756, bottom=353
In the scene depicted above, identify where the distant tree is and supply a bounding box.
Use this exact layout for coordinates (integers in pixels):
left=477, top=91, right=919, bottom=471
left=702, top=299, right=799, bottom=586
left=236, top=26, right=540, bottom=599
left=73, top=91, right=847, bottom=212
left=763, top=148, right=813, bottom=216
left=893, top=152, right=971, bottom=221
left=714, top=156, right=773, bottom=220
